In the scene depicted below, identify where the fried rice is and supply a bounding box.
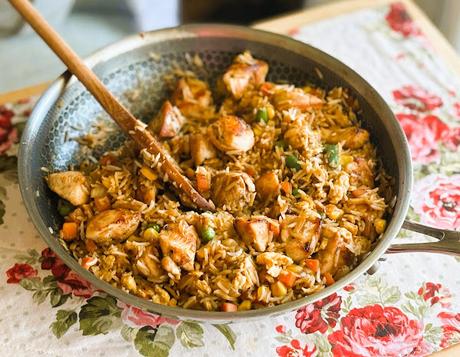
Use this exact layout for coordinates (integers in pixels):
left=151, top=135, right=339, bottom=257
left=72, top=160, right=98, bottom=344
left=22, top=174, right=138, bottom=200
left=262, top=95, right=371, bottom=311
left=46, top=51, right=392, bottom=312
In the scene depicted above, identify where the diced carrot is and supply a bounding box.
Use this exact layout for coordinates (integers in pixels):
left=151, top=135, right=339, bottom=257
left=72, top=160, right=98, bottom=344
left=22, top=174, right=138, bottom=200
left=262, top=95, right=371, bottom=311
left=268, top=221, right=280, bottom=238
left=85, top=239, right=97, bottom=253
left=281, top=181, right=292, bottom=195
left=304, top=258, right=320, bottom=273
left=61, top=222, right=78, bottom=240
left=196, top=173, right=210, bottom=193
left=100, top=154, right=115, bottom=166
left=245, top=166, right=257, bottom=177
left=222, top=302, right=238, bottom=312
left=324, top=272, right=335, bottom=286
left=260, top=82, right=274, bottom=96
left=81, top=257, right=98, bottom=270
left=278, top=270, right=297, bottom=288
left=94, top=196, right=111, bottom=212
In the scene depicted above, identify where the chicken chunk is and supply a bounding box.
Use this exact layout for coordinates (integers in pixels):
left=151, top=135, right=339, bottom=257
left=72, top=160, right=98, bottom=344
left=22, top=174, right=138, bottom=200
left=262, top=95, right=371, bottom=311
left=321, top=127, right=369, bottom=149
left=148, top=100, right=185, bottom=138
left=283, top=116, right=321, bottom=154
left=256, top=252, right=293, bottom=277
left=234, top=216, right=279, bottom=252
left=211, top=171, right=255, bottom=213
left=190, top=133, right=217, bottom=165
left=328, top=172, right=350, bottom=204
left=159, top=220, right=198, bottom=271
left=233, top=255, right=260, bottom=291
left=281, top=215, right=321, bottom=262
left=273, top=88, right=323, bottom=111
left=86, top=209, right=141, bottom=244
left=136, top=246, right=164, bottom=280
left=223, top=51, right=268, bottom=99
left=317, top=226, right=352, bottom=275
left=255, top=171, right=280, bottom=201
left=47, top=171, right=90, bottom=206
left=171, top=77, right=214, bottom=119
left=208, top=115, right=255, bottom=154
left=345, top=157, right=374, bottom=188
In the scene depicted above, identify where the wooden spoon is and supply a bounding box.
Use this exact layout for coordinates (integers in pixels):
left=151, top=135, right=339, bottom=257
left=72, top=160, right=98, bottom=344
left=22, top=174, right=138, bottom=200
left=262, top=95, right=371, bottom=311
left=9, top=0, right=215, bottom=212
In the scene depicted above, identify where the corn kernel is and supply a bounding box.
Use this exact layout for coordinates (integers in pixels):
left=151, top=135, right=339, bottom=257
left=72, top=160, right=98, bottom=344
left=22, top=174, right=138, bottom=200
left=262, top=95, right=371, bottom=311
left=271, top=281, right=288, bottom=297
left=325, top=204, right=344, bottom=220
left=143, top=227, right=159, bottom=241
left=374, top=218, right=387, bottom=234
left=238, top=300, right=252, bottom=311
left=140, top=166, right=157, bottom=181
left=340, top=154, right=354, bottom=166
left=342, top=220, right=358, bottom=235
left=267, top=105, right=275, bottom=120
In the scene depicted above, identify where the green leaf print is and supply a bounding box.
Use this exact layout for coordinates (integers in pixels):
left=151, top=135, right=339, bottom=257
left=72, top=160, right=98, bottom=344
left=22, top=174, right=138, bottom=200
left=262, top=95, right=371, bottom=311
left=176, top=321, right=204, bottom=348
left=13, top=249, right=40, bottom=265
left=0, top=186, right=6, bottom=225
left=79, top=296, right=122, bottom=336
left=50, top=310, right=78, bottom=338
left=19, top=277, right=42, bottom=291
left=424, top=323, right=442, bottom=345
left=357, top=276, right=401, bottom=306
left=134, top=325, right=175, bottom=357
left=213, top=324, right=236, bottom=350
left=121, top=325, right=139, bottom=342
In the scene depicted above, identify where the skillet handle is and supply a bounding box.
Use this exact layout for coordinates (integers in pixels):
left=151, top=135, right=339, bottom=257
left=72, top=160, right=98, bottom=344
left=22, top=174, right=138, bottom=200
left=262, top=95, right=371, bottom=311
left=386, top=220, right=460, bottom=256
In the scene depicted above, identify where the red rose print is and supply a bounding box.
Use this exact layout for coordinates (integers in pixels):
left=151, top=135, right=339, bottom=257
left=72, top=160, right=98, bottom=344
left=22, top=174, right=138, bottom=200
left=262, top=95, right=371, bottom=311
left=6, top=263, right=38, bottom=284
left=417, top=282, right=451, bottom=308
left=385, top=3, right=421, bottom=38
left=118, top=302, right=179, bottom=328
left=454, top=102, right=460, bottom=119
left=438, top=312, right=460, bottom=348
left=441, top=127, right=460, bottom=151
left=393, top=85, right=443, bottom=112
left=40, top=248, right=95, bottom=298
left=328, top=305, right=423, bottom=357
left=412, top=174, right=460, bottom=229
left=57, top=270, right=95, bottom=298
left=276, top=325, right=286, bottom=334
left=343, top=283, right=356, bottom=292
left=276, top=339, right=317, bottom=357
left=396, top=114, right=449, bottom=164
left=0, top=106, right=18, bottom=154
left=295, top=293, right=341, bottom=334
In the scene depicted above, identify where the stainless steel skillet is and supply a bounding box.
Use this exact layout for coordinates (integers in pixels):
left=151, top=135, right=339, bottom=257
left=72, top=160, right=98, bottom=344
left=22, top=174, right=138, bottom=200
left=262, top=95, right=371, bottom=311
left=18, top=24, right=460, bottom=323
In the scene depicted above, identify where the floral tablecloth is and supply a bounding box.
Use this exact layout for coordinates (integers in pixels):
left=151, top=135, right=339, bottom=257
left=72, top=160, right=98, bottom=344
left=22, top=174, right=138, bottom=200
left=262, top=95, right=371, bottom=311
left=1, top=2, right=459, bottom=356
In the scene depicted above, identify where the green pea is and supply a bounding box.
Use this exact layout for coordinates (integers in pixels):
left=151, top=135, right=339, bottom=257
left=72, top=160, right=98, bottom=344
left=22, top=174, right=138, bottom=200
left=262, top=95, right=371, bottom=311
left=292, top=188, right=300, bottom=197
left=256, top=108, right=268, bottom=123
left=285, top=155, right=301, bottom=170
left=57, top=199, right=74, bottom=217
left=275, top=139, right=287, bottom=149
left=200, top=226, right=215, bottom=242
left=147, top=223, right=161, bottom=232
left=324, top=144, right=339, bottom=168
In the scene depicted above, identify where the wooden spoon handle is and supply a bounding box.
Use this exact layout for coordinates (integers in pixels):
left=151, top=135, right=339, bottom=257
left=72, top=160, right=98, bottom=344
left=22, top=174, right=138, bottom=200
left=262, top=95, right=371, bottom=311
left=9, top=0, right=214, bottom=211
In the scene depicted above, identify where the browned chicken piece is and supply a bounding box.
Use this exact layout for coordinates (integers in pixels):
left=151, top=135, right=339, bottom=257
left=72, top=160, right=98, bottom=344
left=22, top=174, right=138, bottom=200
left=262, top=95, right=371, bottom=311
left=86, top=209, right=141, bottom=244
left=234, top=216, right=279, bottom=252
left=211, top=171, right=255, bottom=212
left=136, top=246, right=164, bottom=280
left=171, top=77, right=214, bottom=119
left=208, top=115, right=255, bottom=154
left=47, top=171, right=90, bottom=206
left=345, top=157, right=375, bottom=188
left=317, top=226, right=353, bottom=275
left=281, top=215, right=321, bottom=262
left=272, top=88, right=323, bottom=111
left=283, top=119, right=321, bottom=153
left=328, top=172, right=350, bottom=204
left=255, top=171, right=280, bottom=201
left=190, top=133, right=217, bottom=165
left=148, top=100, right=185, bottom=138
left=256, top=252, right=293, bottom=278
left=159, top=220, right=198, bottom=271
left=223, top=51, right=268, bottom=99
left=321, top=127, right=369, bottom=149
